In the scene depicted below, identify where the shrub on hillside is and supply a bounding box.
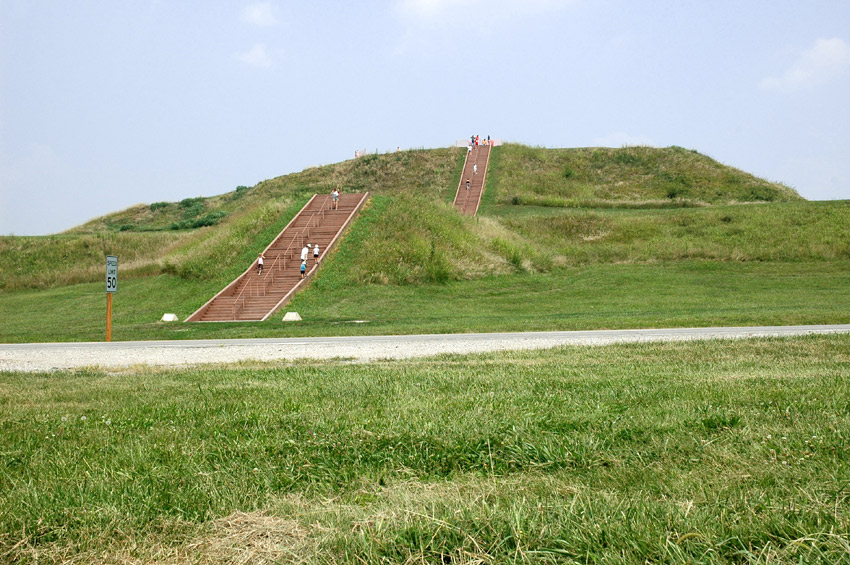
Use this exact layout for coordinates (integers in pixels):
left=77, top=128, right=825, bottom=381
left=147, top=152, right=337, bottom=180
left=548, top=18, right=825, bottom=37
left=179, top=197, right=204, bottom=208
left=231, top=185, right=250, bottom=200
left=171, top=200, right=296, bottom=280
left=168, top=210, right=227, bottom=231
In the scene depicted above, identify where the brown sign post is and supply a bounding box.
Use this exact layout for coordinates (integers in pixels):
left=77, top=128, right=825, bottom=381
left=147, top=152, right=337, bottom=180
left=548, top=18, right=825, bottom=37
left=106, top=255, right=117, bottom=341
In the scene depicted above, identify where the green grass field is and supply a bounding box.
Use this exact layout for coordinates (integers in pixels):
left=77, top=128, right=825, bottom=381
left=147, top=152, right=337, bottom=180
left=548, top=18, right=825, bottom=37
left=1, top=260, right=848, bottom=343
left=2, top=335, right=848, bottom=563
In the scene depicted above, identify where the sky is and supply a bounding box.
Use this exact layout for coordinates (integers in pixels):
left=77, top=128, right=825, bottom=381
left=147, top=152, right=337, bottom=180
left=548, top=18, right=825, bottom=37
left=1, top=0, right=849, bottom=235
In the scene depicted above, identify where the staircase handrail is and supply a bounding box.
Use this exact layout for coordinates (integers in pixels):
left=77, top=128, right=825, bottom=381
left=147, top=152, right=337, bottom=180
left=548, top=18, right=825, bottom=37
left=231, top=194, right=332, bottom=319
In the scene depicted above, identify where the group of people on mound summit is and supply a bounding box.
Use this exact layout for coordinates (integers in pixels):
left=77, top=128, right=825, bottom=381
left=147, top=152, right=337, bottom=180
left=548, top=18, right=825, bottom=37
left=469, top=134, right=490, bottom=147
left=255, top=186, right=341, bottom=279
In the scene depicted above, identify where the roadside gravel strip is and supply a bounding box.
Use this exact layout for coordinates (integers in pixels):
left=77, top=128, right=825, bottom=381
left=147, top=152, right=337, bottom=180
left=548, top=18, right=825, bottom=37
left=2, top=325, right=849, bottom=372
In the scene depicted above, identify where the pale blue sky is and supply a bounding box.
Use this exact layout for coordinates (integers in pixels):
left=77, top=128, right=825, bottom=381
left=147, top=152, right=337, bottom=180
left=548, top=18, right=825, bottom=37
left=2, top=1, right=849, bottom=235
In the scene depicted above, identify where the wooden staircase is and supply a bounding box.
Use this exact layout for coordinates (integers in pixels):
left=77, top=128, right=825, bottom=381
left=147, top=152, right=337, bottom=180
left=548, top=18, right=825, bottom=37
left=186, top=192, right=369, bottom=322
left=453, top=144, right=491, bottom=216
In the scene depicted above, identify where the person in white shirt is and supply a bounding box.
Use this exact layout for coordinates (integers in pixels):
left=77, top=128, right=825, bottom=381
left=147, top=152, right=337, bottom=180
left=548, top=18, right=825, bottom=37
left=301, top=245, right=309, bottom=263
left=257, top=254, right=264, bottom=275
left=313, top=244, right=320, bottom=263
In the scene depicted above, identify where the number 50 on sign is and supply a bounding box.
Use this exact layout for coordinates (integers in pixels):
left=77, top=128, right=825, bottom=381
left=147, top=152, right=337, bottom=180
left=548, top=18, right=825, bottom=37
left=106, top=255, right=118, bottom=293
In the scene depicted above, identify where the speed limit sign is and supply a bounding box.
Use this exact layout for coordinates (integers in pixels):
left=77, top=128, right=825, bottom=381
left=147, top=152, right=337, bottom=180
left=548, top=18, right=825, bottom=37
left=106, top=255, right=118, bottom=293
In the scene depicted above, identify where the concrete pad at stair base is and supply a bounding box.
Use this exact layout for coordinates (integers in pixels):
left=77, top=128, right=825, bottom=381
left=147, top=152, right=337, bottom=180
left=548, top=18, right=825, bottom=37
left=282, top=312, right=302, bottom=322
left=161, top=313, right=179, bottom=322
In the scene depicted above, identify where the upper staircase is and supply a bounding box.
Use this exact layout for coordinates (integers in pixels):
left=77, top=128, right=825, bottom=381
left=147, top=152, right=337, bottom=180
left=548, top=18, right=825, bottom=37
left=186, top=192, right=369, bottom=322
left=453, top=144, right=491, bottom=216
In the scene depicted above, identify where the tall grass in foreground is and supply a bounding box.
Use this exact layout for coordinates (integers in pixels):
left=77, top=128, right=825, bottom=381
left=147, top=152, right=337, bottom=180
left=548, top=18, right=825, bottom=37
left=1, top=335, right=848, bottom=563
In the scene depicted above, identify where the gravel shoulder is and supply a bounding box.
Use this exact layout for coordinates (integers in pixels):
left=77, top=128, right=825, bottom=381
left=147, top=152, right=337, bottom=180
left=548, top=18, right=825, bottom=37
left=1, top=325, right=848, bottom=372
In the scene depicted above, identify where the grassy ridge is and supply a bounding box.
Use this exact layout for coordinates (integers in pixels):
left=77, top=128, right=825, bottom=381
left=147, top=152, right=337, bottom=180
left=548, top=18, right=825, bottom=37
left=0, top=198, right=309, bottom=292
left=1, top=335, right=848, bottom=562
left=3, top=148, right=465, bottom=293
left=0, top=231, right=188, bottom=290
left=483, top=144, right=800, bottom=209
left=309, top=194, right=497, bottom=287
left=494, top=200, right=850, bottom=267
left=72, top=147, right=464, bottom=234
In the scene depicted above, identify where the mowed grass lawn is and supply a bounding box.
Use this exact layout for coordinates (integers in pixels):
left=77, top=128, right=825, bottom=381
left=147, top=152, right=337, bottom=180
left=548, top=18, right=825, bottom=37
left=1, top=260, right=849, bottom=343
left=1, top=335, right=849, bottom=563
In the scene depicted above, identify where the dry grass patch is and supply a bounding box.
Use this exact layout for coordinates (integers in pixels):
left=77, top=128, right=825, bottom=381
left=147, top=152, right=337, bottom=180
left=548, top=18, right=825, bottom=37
left=178, top=510, right=315, bottom=565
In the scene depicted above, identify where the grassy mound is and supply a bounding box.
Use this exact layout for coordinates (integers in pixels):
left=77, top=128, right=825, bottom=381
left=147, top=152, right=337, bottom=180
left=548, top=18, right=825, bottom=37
left=484, top=144, right=801, bottom=209
left=3, top=144, right=809, bottom=291
left=71, top=148, right=463, bottom=234
left=2, top=143, right=848, bottom=343
left=1, top=148, right=465, bottom=291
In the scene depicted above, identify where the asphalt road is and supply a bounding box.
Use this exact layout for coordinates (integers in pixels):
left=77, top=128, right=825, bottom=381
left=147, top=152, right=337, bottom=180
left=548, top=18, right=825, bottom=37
left=1, top=324, right=848, bottom=372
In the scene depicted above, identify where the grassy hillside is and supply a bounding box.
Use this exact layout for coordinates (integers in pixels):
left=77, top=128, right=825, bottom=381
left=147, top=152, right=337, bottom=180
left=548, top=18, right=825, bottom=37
left=70, top=147, right=464, bottom=234
left=483, top=144, right=801, bottom=209
left=0, top=148, right=464, bottom=291
left=2, top=143, right=848, bottom=343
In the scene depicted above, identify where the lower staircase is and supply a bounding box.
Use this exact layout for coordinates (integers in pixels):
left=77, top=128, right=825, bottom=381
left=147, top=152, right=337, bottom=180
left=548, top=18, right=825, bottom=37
left=186, top=192, right=369, bottom=322
left=453, top=144, right=491, bottom=216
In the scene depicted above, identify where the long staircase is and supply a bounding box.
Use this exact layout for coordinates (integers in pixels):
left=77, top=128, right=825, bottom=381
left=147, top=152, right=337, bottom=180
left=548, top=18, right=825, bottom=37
left=186, top=192, right=369, bottom=322
left=453, top=144, right=491, bottom=216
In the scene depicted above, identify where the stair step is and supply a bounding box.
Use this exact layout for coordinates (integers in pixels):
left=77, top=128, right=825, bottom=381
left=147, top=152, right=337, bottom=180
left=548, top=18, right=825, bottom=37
left=187, top=193, right=369, bottom=322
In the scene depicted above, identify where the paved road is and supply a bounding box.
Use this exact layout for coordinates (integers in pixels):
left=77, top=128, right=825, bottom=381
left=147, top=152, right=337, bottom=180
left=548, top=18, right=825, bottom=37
left=1, top=324, right=848, bottom=372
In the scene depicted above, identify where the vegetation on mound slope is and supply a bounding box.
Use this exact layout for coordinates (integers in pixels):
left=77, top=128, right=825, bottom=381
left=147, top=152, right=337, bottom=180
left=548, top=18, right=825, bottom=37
left=495, top=200, right=850, bottom=267
left=0, top=231, right=188, bottom=290
left=71, top=147, right=464, bottom=234
left=483, top=144, right=800, bottom=209
left=0, top=198, right=309, bottom=291
left=0, top=143, right=831, bottom=297
left=308, top=198, right=850, bottom=288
